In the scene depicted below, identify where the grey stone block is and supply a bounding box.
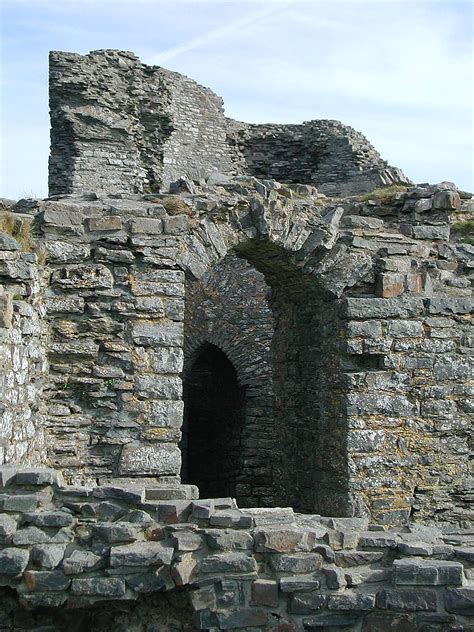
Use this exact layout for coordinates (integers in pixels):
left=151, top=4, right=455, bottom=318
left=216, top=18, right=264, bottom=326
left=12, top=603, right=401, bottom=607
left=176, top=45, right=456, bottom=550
left=31, top=544, right=67, bottom=570
left=327, top=592, right=375, bottom=611
left=376, top=588, right=437, bottom=611
left=303, top=613, right=359, bottom=629
left=444, top=587, right=474, bottom=614
left=393, top=558, right=464, bottom=586
left=0, top=514, right=17, bottom=538
left=63, top=550, right=102, bottom=574
left=91, top=522, right=138, bottom=544
left=0, top=494, right=40, bottom=512
left=118, top=444, right=181, bottom=476
left=289, top=592, right=327, bottom=614
left=216, top=608, right=268, bottom=630
left=125, top=570, right=167, bottom=593
left=110, top=542, right=174, bottom=567
left=270, top=553, right=323, bottom=574
left=280, top=575, right=321, bottom=593
left=0, top=547, right=29, bottom=574
left=21, top=511, right=74, bottom=528
left=23, top=570, right=70, bottom=592
left=71, top=577, right=126, bottom=597
left=198, top=552, right=257, bottom=574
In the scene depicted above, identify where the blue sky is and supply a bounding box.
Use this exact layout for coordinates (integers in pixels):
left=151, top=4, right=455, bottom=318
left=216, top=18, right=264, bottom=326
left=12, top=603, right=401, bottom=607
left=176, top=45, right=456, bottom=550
left=0, top=0, right=472, bottom=199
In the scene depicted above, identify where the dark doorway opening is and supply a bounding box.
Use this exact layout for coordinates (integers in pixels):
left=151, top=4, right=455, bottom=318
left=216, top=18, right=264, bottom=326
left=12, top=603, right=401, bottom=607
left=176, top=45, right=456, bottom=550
left=181, top=343, right=245, bottom=499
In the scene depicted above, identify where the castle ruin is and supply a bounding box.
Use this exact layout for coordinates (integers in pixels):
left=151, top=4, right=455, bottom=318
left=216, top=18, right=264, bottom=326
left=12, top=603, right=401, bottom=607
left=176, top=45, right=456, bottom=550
left=0, top=49, right=472, bottom=631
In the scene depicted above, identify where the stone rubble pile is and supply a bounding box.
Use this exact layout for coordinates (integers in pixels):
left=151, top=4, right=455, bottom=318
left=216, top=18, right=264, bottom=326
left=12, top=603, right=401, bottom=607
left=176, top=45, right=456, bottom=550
left=0, top=467, right=473, bottom=630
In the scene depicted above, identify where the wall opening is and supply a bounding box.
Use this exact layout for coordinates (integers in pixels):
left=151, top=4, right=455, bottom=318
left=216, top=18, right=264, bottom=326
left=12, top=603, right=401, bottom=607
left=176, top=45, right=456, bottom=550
left=180, top=343, right=246, bottom=499
left=183, top=243, right=350, bottom=516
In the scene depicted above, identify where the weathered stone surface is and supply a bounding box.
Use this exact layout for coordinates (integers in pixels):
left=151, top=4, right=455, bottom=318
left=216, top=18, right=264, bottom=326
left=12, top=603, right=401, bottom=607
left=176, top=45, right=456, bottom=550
left=118, top=445, right=181, bottom=476
left=289, top=592, right=327, bottom=614
left=70, top=577, right=126, bottom=597
left=198, top=552, right=257, bottom=575
left=110, top=542, right=173, bottom=567
left=251, top=578, right=279, bottom=607
left=63, top=550, right=102, bottom=574
left=270, top=553, right=323, bottom=574
left=0, top=547, right=29, bottom=574
left=31, top=544, right=67, bottom=570
left=375, top=588, right=437, bottom=611
left=327, top=592, right=375, bottom=611
left=393, top=558, right=464, bottom=586
left=254, top=527, right=322, bottom=553
left=444, top=587, right=474, bottom=614
left=23, top=570, right=71, bottom=592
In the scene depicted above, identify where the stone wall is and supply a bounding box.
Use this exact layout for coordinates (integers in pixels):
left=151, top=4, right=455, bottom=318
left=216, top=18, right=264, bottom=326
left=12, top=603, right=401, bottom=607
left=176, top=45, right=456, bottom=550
left=229, top=120, right=410, bottom=196
left=4, top=177, right=467, bottom=526
left=49, top=49, right=411, bottom=197
left=0, top=214, right=48, bottom=467
left=49, top=49, right=235, bottom=196
left=0, top=466, right=473, bottom=631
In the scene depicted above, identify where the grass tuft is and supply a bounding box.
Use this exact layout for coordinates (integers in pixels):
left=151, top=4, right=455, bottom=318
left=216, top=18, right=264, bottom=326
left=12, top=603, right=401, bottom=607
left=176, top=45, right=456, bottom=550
left=0, top=212, right=47, bottom=259
left=361, top=184, right=410, bottom=204
left=451, top=219, right=474, bottom=244
left=162, top=196, right=194, bottom=217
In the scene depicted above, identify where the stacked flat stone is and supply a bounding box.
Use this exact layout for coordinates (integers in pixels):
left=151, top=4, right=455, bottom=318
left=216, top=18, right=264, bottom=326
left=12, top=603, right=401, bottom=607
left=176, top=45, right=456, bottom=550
left=48, top=49, right=411, bottom=197
left=0, top=466, right=473, bottom=630
left=0, top=216, right=47, bottom=466
left=0, top=178, right=472, bottom=528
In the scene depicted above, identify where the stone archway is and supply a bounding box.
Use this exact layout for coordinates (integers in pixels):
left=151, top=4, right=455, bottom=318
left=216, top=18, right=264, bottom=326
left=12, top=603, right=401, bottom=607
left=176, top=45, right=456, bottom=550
left=180, top=343, right=246, bottom=500
left=181, top=234, right=353, bottom=515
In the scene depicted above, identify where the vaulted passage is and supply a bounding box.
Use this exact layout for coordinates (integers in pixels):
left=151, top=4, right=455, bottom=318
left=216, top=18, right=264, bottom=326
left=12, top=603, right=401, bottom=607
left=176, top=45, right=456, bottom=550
left=180, top=344, right=246, bottom=499
left=183, top=244, right=351, bottom=516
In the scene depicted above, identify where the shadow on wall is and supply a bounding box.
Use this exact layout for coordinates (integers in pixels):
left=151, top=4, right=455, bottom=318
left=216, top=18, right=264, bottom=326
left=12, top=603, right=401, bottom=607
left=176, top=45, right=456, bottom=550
left=182, top=243, right=350, bottom=516
left=180, top=343, right=245, bottom=500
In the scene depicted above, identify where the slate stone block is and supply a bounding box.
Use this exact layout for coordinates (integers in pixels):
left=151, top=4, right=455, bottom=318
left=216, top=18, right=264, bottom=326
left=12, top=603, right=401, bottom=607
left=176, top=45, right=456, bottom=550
left=254, top=526, right=322, bottom=553
left=303, top=613, right=359, bottom=629
left=87, top=216, right=123, bottom=232
left=0, top=547, right=29, bottom=574
left=376, top=588, right=437, bottom=611
left=23, top=570, right=70, bottom=592
left=289, top=592, right=327, bottom=614
left=393, top=558, right=464, bottom=586
left=63, top=550, right=103, bottom=575
left=0, top=514, right=17, bottom=538
left=216, top=607, right=268, bottom=630
left=251, top=579, right=279, bottom=607
left=91, top=522, right=138, bottom=544
left=327, top=592, right=375, bottom=611
left=444, top=587, right=474, bottom=615
left=270, top=553, right=323, bottom=574
left=21, top=511, right=74, bottom=528
left=0, top=494, right=40, bottom=512
left=118, top=444, right=181, bottom=476
left=280, top=575, right=321, bottom=593
left=198, top=552, right=257, bottom=574
left=71, top=577, right=125, bottom=597
left=322, top=566, right=346, bottom=590
left=110, top=541, right=174, bottom=567
left=31, top=544, right=66, bottom=570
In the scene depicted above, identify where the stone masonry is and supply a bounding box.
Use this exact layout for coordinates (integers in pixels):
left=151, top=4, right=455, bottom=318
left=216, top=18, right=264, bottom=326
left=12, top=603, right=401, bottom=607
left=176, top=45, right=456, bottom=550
left=48, top=50, right=411, bottom=197
left=0, top=466, right=473, bottom=631
left=0, top=49, right=472, bottom=630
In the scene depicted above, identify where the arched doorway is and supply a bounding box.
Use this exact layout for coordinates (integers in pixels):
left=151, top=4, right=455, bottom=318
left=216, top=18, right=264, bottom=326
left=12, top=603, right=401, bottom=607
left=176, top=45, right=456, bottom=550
left=180, top=343, right=246, bottom=499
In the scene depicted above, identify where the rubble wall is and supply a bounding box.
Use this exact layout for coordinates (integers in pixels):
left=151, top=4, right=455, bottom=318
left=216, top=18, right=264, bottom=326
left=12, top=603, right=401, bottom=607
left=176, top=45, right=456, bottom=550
left=0, top=467, right=472, bottom=631
left=0, top=219, right=48, bottom=467
left=3, top=178, right=465, bottom=526
left=49, top=49, right=411, bottom=197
